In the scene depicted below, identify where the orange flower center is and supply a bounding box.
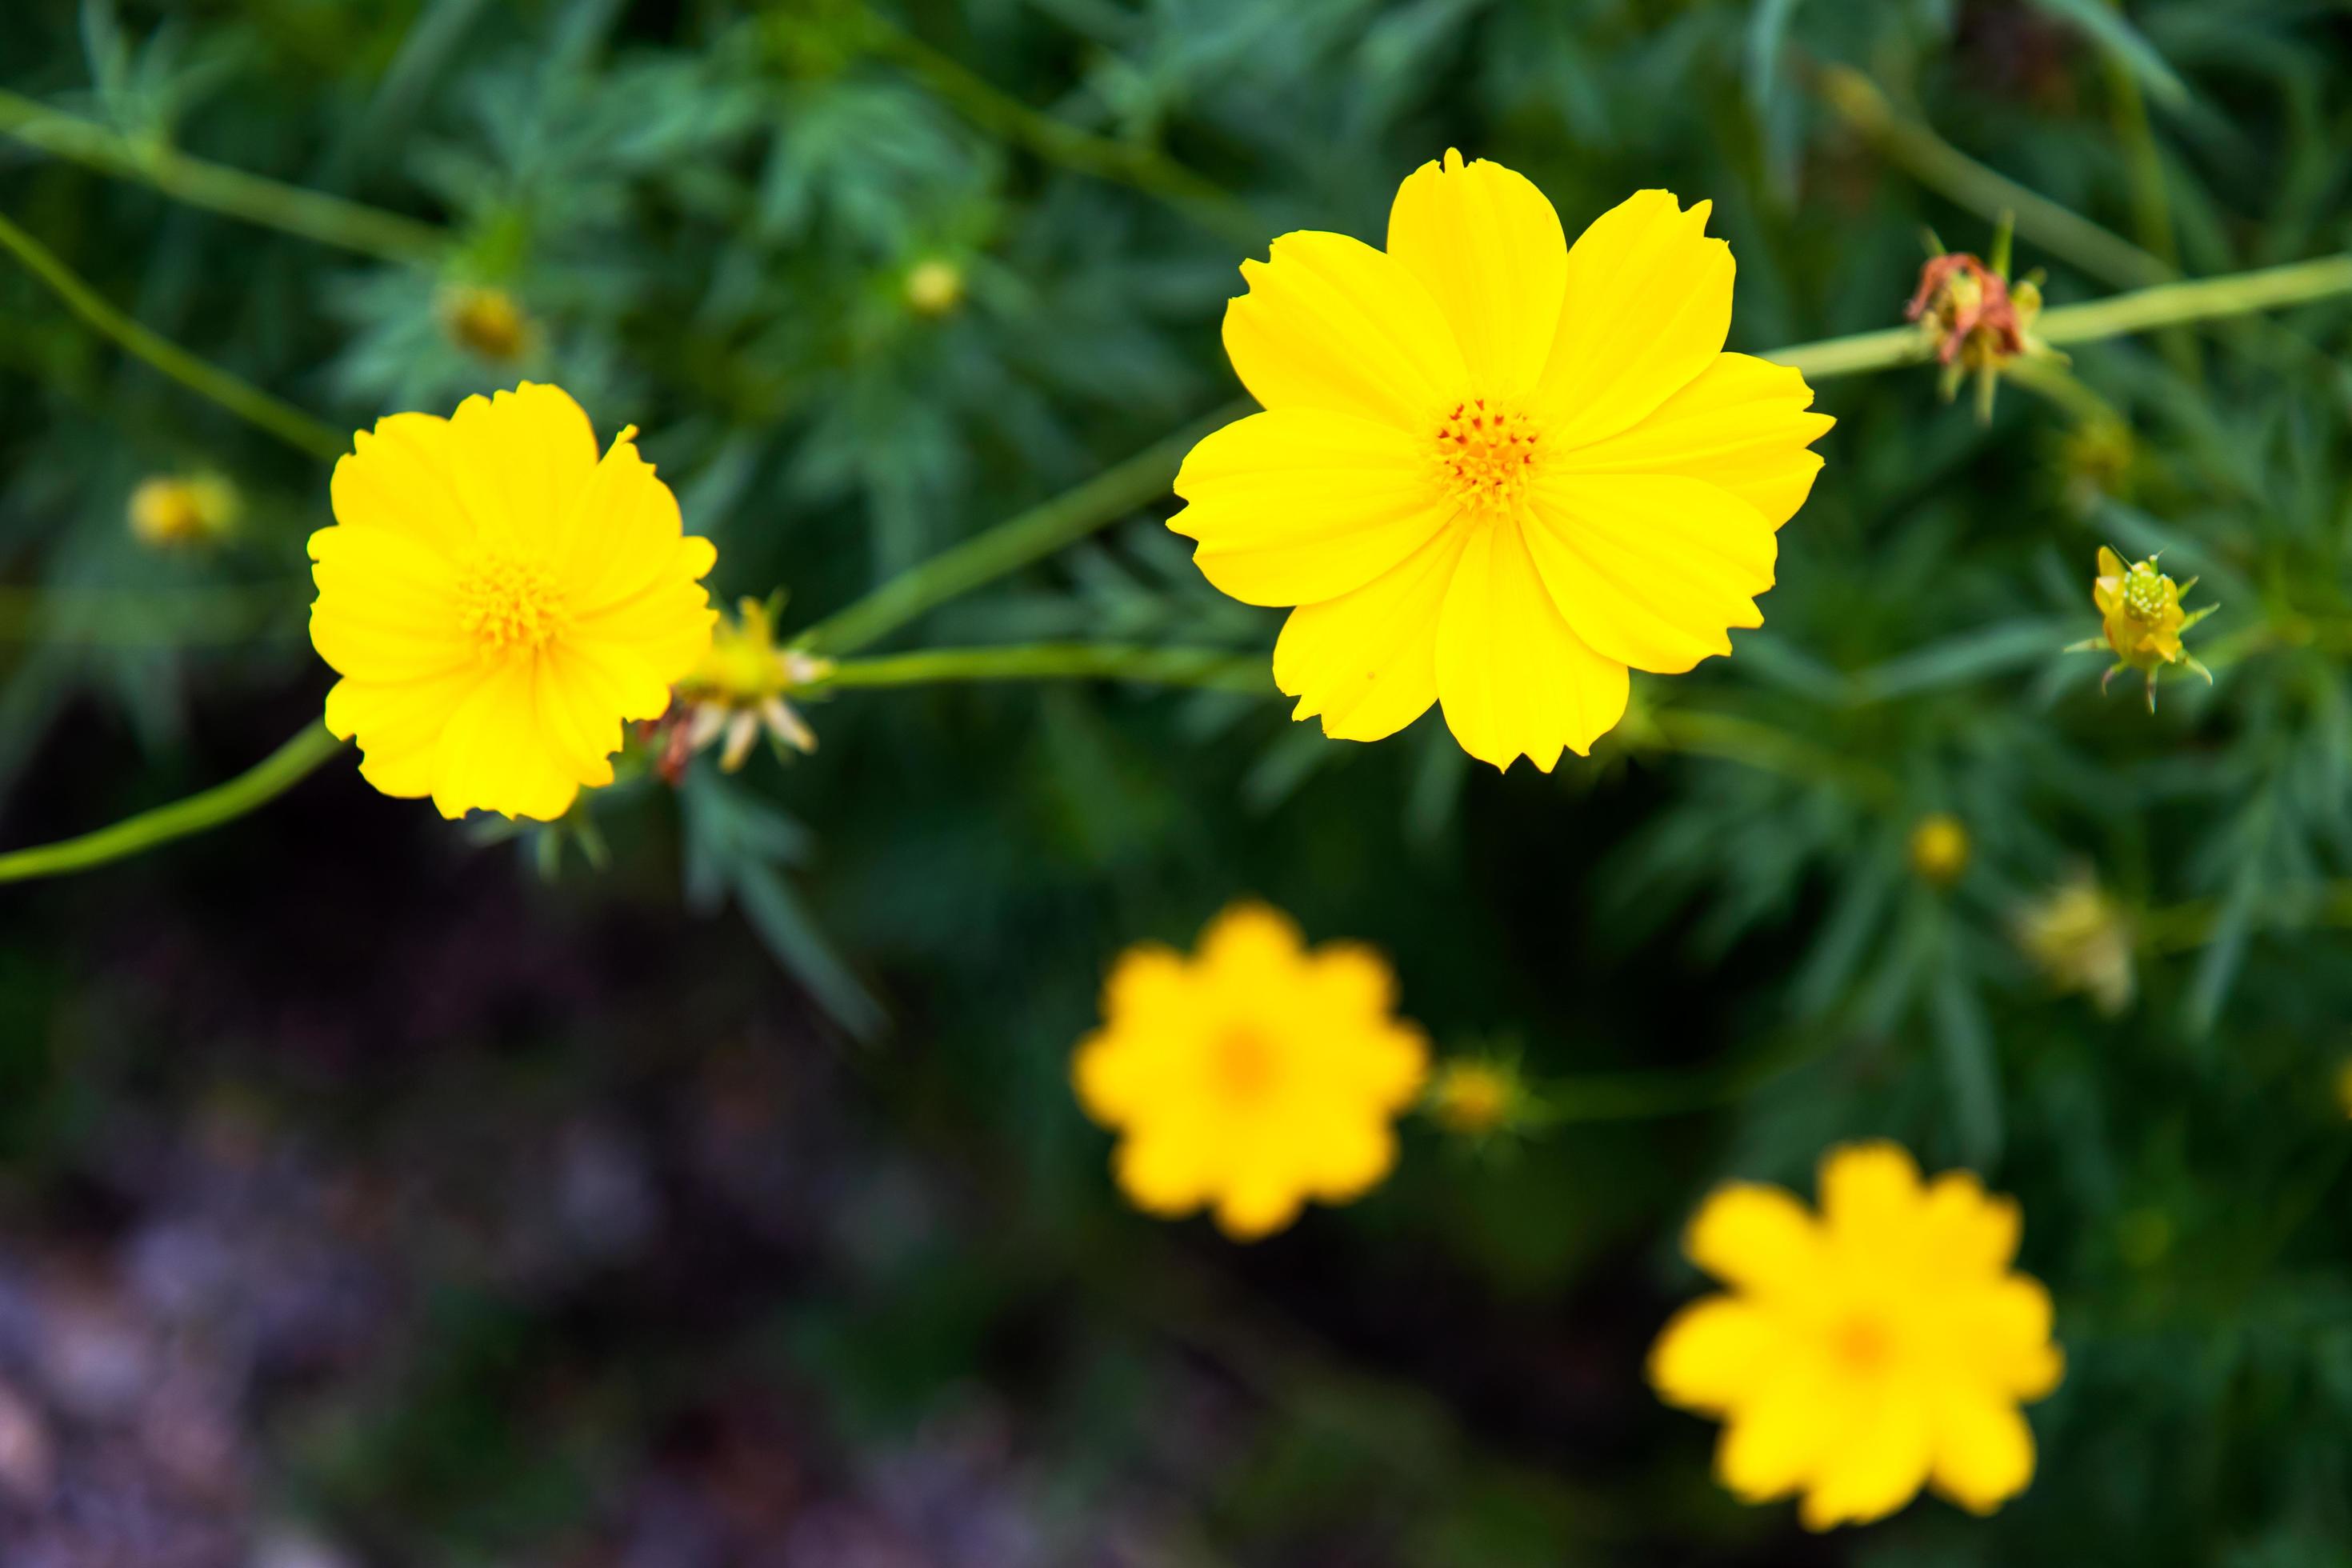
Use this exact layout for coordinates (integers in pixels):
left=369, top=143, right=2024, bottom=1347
left=1211, top=1026, right=1280, bottom=1102
left=1830, top=1312, right=1896, bottom=1374
left=458, top=552, right=566, bottom=657
left=1434, top=398, right=1540, bottom=514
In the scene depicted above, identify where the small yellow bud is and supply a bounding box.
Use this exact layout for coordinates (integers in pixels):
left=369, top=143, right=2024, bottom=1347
left=2078, top=545, right=2215, bottom=711
left=904, top=258, right=966, bottom=318
left=128, top=473, right=239, bottom=548
left=1426, top=1057, right=1532, bottom=1140
left=2016, top=874, right=2134, bottom=1015
left=1907, top=814, right=1970, bottom=886
left=438, top=283, right=533, bottom=362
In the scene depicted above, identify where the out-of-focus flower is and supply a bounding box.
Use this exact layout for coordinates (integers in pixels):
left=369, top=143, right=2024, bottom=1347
left=129, top=473, right=240, bottom=548
left=310, top=382, right=718, bottom=820
left=2054, top=418, right=2135, bottom=515
left=2071, top=546, right=2214, bottom=711
left=1425, top=1054, right=1537, bottom=1142
left=2017, top=872, right=2134, bottom=1014
left=904, top=258, right=966, bottom=317
left=662, top=596, right=830, bottom=778
left=1171, top=150, right=1830, bottom=772
left=2334, top=1060, right=2352, bottom=1121
left=1907, top=813, right=1971, bottom=886
left=438, top=282, right=534, bottom=362
left=1071, top=902, right=1428, bottom=1240
left=1650, top=1141, right=2063, bottom=1530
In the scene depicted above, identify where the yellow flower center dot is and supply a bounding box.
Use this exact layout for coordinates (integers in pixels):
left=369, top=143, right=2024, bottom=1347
left=1830, top=1312, right=1896, bottom=1374
left=1212, top=1026, right=1281, bottom=1102
left=1434, top=398, right=1539, bottom=513
left=458, top=552, right=566, bottom=657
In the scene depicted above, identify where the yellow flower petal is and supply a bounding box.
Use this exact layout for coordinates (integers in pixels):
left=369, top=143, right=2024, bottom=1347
left=1222, top=230, right=1469, bottom=430
left=1797, top=1390, right=1934, bottom=1530
left=1272, top=526, right=1464, bottom=742
left=1435, top=518, right=1630, bottom=770
left=426, top=660, right=581, bottom=822
left=1535, top=190, right=1732, bottom=448
left=1683, top=1182, right=1824, bottom=1298
left=1716, top=1360, right=1846, bottom=1503
left=1819, top=1141, right=1925, bottom=1254
left=1170, top=409, right=1453, bottom=606
left=1917, top=1171, right=2022, bottom=1278
left=1115, top=1129, right=1218, bottom=1217
left=1547, top=352, right=1831, bottom=529
left=445, top=382, right=600, bottom=552
left=1215, top=1170, right=1307, bottom=1240
left=1525, top=471, right=1774, bottom=674
left=1650, top=1296, right=1786, bottom=1413
left=329, top=412, right=474, bottom=559
left=1929, top=1391, right=2038, bottom=1514
left=1385, top=148, right=1566, bottom=398
left=324, top=666, right=490, bottom=798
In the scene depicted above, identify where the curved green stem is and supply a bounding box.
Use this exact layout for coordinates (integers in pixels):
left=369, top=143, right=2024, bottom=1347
left=0, top=209, right=346, bottom=459
left=1813, top=65, right=2171, bottom=289
left=0, top=88, right=445, bottom=266
left=0, top=721, right=346, bottom=884
left=866, top=19, right=1261, bottom=249
left=798, top=402, right=1246, bottom=655
left=817, top=642, right=1271, bottom=694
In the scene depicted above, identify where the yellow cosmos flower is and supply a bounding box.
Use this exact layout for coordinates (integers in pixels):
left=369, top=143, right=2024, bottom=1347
left=1071, top=902, right=1428, bottom=1240
left=1650, top=1142, right=2064, bottom=1531
left=310, top=382, right=718, bottom=821
left=1170, top=150, right=1833, bottom=771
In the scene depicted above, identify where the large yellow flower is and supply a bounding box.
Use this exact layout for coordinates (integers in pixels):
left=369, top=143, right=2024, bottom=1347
left=310, top=382, right=718, bottom=821
left=1171, top=150, right=1832, bottom=770
left=1650, top=1142, right=2064, bottom=1530
left=1071, top=902, right=1428, bottom=1240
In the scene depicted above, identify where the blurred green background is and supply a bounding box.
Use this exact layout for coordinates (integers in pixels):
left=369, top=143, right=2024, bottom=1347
left=4, top=0, right=2352, bottom=1562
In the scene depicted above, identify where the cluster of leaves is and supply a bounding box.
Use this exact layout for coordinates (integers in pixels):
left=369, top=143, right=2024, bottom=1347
left=4, top=0, right=2352, bottom=1562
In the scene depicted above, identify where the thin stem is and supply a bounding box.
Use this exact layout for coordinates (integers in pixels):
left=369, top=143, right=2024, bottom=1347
left=1813, top=65, right=2171, bottom=289
left=0, top=721, right=346, bottom=884
left=1764, top=252, right=2352, bottom=381
left=816, top=642, right=1270, bottom=694
left=2033, top=254, right=2352, bottom=346
left=0, top=209, right=346, bottom=460
left=0, top=88, right=445, bottom=266
left=798, top=402, right=1246, bottom=655
left=864, top=18, right=1262, bottom=250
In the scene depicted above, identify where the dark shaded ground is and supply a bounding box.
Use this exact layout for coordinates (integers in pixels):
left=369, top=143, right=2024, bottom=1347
left=0, top=690, right=1833, bottom=1567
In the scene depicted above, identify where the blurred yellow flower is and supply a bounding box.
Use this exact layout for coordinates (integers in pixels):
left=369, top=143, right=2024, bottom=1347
left=904, top=258, right=966, bottom=316
left=2017, top=872, right=2134, bottom=1014
left=671, top=596, right=830, bottom=772
left=1426, top=1055, right=1532, bottom=1140
left=438, top=282, right=534, bottom=362
left=1072, top=902, right=1428, bottom=1240
left=310, top=382, right=718, bottom=821
left=1172, top=150, right=1830, bottom=772
left=1907, top=813, right=1971, bottom=886
left=2083, top=546, right=2214, bottom=711
left=1650, top=1142, right=2063, bottom=1531
left=129, top=472, right=240, bottom=548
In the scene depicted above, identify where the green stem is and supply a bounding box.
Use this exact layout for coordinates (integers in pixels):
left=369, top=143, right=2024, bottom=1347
left=0, top=209, right=346, bottom=460
left=1766, top=252, right=2352, bottom=380
left=2033, top=254, right=2352, bottom=346
left=798, top=402, right=1246, bottom=655
left=0, top=721, right=346, bottom=884
left=1813, top=65, right=2170, bottom=289
left=0, top=88, right=445, bottom=266
left=864, top=18, right=1262, bottom=249
left=816, top=642, right=1271, bottom=694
